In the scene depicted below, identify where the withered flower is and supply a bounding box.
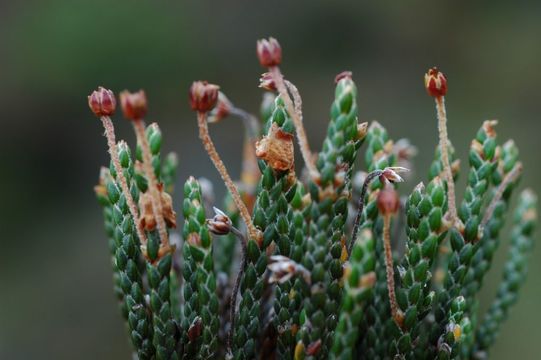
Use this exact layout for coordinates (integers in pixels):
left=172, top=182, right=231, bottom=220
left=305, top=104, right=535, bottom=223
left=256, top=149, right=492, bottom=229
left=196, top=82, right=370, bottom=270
left=138, top=184, right=176, bottom=231
left=255, top=122, right=294, bottom=171
left=267, top=255, right=311, bottom=285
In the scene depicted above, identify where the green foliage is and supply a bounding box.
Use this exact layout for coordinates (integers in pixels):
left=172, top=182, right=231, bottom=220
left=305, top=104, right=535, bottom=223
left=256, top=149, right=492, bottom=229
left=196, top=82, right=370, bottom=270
left=182, top=177, right=219, bottom=358
left=93, top=61, right=537, bottom=360
left=107, top=142, right=155, bottom=359
left=475, top=189, right=537, bottom=357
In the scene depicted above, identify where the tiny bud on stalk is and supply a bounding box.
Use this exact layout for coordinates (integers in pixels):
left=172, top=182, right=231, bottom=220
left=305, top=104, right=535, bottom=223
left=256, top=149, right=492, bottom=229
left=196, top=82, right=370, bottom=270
left=377, top=184, right=400, bottom=215
left=259, top=72, right=277, bottom=91
left=88, top=86, right=116, bottom=117
left=256, top=37, right=282, bottom=67
left=208, top=92, right=232, bottom=123
left=424, top=67, right=447, bottom=97
left=189, top=81, right=220, bottom=113
left=380, top=167, right=408, bottom=184
left=207, top=207, right=232, bottom=235
left=334, top=70, right=353, bottom=84
left=120, top=90, right=148, bottom=120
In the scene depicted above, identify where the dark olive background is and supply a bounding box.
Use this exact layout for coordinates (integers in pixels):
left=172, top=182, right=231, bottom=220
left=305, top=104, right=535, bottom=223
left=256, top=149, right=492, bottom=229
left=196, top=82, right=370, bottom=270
left=1, top=1, right=540, bottom=359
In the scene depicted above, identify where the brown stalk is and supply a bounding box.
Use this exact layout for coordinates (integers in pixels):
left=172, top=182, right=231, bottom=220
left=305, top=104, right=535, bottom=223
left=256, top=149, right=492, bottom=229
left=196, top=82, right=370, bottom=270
left=435, top=96, right=458, bottom=228
left=100, top=116, right=147, bottom=244
left=383, top=213, right=403, bottom=328
left=132, top=119, right=169, bottom=246
left=197, top=112, right=260, bottom=242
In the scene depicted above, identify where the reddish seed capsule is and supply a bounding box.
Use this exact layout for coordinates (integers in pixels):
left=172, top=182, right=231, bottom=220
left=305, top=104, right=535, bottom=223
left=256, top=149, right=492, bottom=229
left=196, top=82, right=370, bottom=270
left=189, top=81, right=220, bottom=113
left=256, top=37, right=282, bottom=67
left=424, top=67, right=447, bottom=97
left=88, top=86, right=116, bottom=117
left=258, top=72, right=277, bottom=92
left=377, top=185, right=400, bottom=215
left=119, top=90, right=148, bottom=120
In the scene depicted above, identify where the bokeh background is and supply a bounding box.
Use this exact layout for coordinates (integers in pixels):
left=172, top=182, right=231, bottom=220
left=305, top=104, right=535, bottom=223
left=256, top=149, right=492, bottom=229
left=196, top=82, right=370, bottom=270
left=1, top=1, right=540, bottom=359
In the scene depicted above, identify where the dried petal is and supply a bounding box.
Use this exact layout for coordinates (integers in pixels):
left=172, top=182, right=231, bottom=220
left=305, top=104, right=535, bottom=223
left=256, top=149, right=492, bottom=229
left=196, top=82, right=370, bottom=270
left=255, top=122, right=294, bottom=171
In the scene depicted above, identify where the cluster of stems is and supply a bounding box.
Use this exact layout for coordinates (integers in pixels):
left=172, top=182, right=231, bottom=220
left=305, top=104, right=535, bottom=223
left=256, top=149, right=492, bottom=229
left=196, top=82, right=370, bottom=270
left=90, top=39, right=537, bottom=360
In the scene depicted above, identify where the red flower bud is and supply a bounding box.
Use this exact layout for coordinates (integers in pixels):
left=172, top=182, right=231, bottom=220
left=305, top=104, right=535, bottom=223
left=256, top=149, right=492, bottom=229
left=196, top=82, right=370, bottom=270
left=259, top=72, right=277, bottom=91
left=334, top=71, right=353, bottom=84
left=424, top=67, right=447, bottom=97
left=208, top=92, right=232, bottom=123
left=189, top=81, right=220, bottom=113
left=88, top=86, right=116, bottom=117
left=377, top=185, right=400, bottom=215
left=256, top=37, right=282, bottom=67
left=119, top=90, right=148, bottom=120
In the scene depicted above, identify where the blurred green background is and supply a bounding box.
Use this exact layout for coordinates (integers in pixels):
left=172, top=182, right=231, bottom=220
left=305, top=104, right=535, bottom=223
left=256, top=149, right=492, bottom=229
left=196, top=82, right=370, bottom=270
left=1, top=1, right=539, bottom=359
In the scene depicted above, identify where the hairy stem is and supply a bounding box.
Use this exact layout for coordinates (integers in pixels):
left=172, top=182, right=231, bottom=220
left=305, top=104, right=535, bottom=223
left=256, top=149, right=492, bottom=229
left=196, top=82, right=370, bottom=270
left=133, top=119, right=169, bottom=246
left=383, top=213, right=402, bottom=328
left=197, top=111, right=260, bottom=242
left=230, top=107, right=260, bottom=141
left=348, top=169, right=384, bottom=257
left=270, top=66, right=319, bottom=179
left=436, top=96, right=458, bottom=227
left=101, top=116, right=147, bottom=244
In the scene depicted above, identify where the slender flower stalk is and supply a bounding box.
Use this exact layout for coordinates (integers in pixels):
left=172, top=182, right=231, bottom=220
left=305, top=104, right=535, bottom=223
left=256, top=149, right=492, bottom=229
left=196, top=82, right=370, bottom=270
left=191, top=81, right=261, bottom=242
left=425, top=68, right=458, bottom=228
left=383, top=212, right=403, bottom=328
left=271, top=67, right=318, bottom=178
left=209, top=91, right=261, bottom=193
left=349, top=167, right=408, bottom=257
left=121, top=90, right=169, bottom=247
left=88, top=87, right=147, bottom=244
left=133, top=121, right=169, bottom=245
left=378, top=185, right=404, bottom=328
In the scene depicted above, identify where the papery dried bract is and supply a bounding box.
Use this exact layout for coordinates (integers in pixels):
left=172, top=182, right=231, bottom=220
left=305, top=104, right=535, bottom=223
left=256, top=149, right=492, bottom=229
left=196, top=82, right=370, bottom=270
left=255, top=122, right=294, bottom=171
